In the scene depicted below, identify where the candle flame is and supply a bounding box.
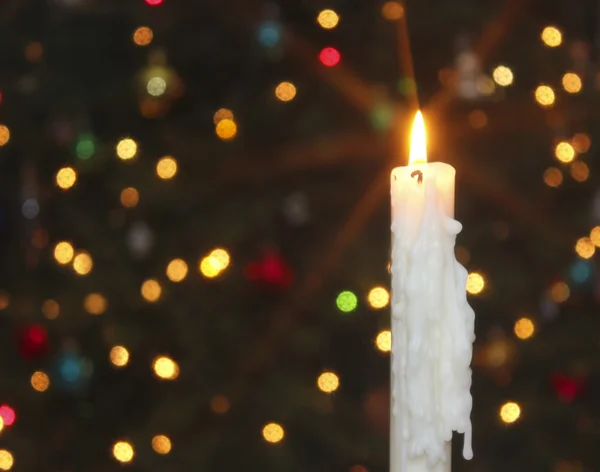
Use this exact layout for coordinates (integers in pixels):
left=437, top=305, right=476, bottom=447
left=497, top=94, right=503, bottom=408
left=409, top=111, right=427, bottom=165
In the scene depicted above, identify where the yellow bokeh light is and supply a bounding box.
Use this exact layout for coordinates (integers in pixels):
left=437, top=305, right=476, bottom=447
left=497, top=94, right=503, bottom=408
left=562, top=72, right=582, bottom=94
left=555, top=142, right=575, bottom=163
left=141, top=279, right=162, bottom=302
left=147, top=77, right=167, bottom=97
left=73, top=251, right=93, bottom=275
left=382, top=1, right=404, bottom=21
left=367, top=287, right=390, bottom=309
left=0, top=417, right=4, bottom=433
left=550, top=281, right=570, bottom=303
left=514, top=318, right=535, bottom=340
left=492, top=65, right=514, bottom=87
left=499, top=401, right=521, bottom=424
left=84, top=293, right=107, bottom=315
left=572, top=133, right=591, bottom=153
left=575, top=237, right=595, bottom=259
left=590, top=226, right=600, bottom=247
left=543, top=167, right=563, bottom=187
left=56, top=167, right=77, bottom=190
left=275, top=81, right=297, bottom=102
left=216, top=119, right=237, bottom=140
left=0, top=450, right=14, bottom=470
left=113, top=441, right=134, bottom=463
left=152, top=435, right=172, bottom=455
left=466, top=272, right=485, bottom=295
left=317, top=372, right=340, bottom=394
left=571, top=161, right=589, bottom=182
left=211, top=394, right=230, bottom=414
left=541, top=26, right=562, bottom=47
left=157, top=156, right=178, bottom=179
left=153, top=356, right=179, bottom=380
left=54, top=241, right=74, bottom=265
left=375, top=330, right=392, bottom=352
left=535, top=85, right=555, bottom=107
left=317, top=9, right=340, bottom=29
left=0, top=125, right=10, bottom=146
left=200, top=256, right=221, bottom=278
left=166, top=258, right=188, bottom=282
left=262, top=423, right=285, bottom=444
left=30, top=371, right=50, bottom=392
left=120, top=187, right=140, bottom=208
left=110, top=346, right=130, bottom=367
left=42, top=299, right=59, bottom=319
left=476, top=76, right=496, bottom=96
left=116, top=138, right=138, bottom=160
left=210, top=248, right=230, bottom=270
left=213, top=108, right=234, bottom=125
left=133, top=26, right=153, bottom=46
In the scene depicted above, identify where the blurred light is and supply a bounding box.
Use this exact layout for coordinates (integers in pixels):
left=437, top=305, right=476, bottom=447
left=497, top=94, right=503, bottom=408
left=141, top=279, right=162, bottom=302
left=73, top=251, right=93, bottom=275
left=541, top=26, right=562, bottom=47
left=499, top=401, right=521, bottom=423
left=258, top=20, right=281, bottom=48
left=30, top=371, right=50, bottom=392
left=211, top=394, right=230, bottom=414
left=571, top=161, right=589, bottom=182
left=367, top=287, right=390, bottom=309
left=0, top=450, right=13, bottom=470
left=575, top=237, right=595, bottom=259
left=42, top=299, right=59, bottom=319
left=0, top=417, right=4, bottom=433
left=147, top=77, right=167, bottom=97
left=84, top=293, right=107, bottom=315
left=31, top=228, right=49, bottom=249
left=375, top=330, right=392, bottom=352
left=476, top=76, right=496, bottom=96
left=349, top=467, right=368, bottom=472
left=113, top=441, right=134, bottom=463
left=145, top=0, right=163, bottom=5
left=152, top=435, right=172, bottom=454
left=22, top=198, right=39, bottom=219
left=317, top=9, right=340, bottom=29
left=382, top=1, right=404, bottom=20
left=535, top=85, right=555, bottom=106
left=133, top=26, right=153, bottom=46
left=562, top=72, right=582, bottom=94
left=0, top=125, right=9, bottom=146
left=166, top=258, right=188, bottom=282
left=543, top=167, right=563, bottom=187
left=216, top=119, right=237, bottom=140
left=153, top=356, right=179, bottom=380
left=120, top=187, right=140, bottom=208
left=275, top=82, right=297, bottom=102
left=590, top=226, right=600, bottom=247
left=571, top=259, right=592, bottom=284
left=0, top=292, right=8, bottom=311
left=56, top=166, right=77, bottom=190
left=317, top=372, right=340, bottom=393
left=54, top=241, right=74, bottom=265
left=550, top=281, right=570, bottom=303
left=199, top=256, right=220, bottom=278
left=110, top=346, right=130, bottom=367
left=492, top=65, right=514, bottom=86
left=262, top=423, right=284, bottom=444
left=468, top=110, right=488, bottom=129
left=514, top=318, right=535, bottom=340
left=466, top=272, right=485, bottom=295
left=116, top=138, right=138, bottom=160
left=555, top=142, right=575, bottom=163
left=25, top=41, right=43, bottom=62
left=336, top=290, right=357, bottom=312
left=319, top=47, right=341, bottom=67
left=210, top=248, right=230, bottom=271
left=0, top=406, right=15, bottom=426
left=76, top=135, right=95, bottom=160
left=213, top=108, right=234, bottom=124
left=572, top=133, right=591, bottom=153
left=156, top=156, right=177, bottom=179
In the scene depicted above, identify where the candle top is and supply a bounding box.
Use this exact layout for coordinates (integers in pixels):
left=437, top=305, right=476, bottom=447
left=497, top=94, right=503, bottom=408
left=409, top=111, right=427, bottom=165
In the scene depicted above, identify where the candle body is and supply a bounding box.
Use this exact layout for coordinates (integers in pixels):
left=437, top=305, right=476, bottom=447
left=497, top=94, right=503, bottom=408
left=390, top=162, right=474, bottom=472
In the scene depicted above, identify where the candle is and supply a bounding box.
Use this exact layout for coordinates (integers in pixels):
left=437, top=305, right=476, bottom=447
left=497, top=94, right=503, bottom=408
left=390, top=111, right=475, bottom=472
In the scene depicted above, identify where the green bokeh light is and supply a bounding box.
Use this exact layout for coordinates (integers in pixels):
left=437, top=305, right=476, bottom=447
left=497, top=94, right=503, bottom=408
left=76, top=135, right=96, bottom=160
left=336, top=290, right=357, bottom=313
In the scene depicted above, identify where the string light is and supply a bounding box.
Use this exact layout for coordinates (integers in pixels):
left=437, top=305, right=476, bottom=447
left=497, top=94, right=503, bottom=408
left=375, top=330, right=392, bottom=352
left=56, top=166, right=77, bottom=190
left=116, top=138, right=138, bottom=160
left=73, top=251, right=93, bottom=275
left=541, top=26, right=562, bottom=47
left=54, top=241, right=74, bottom=264
left=213, top=108, right=234, bottom=124
left=0, top=125, right=9, bottom=146
left=367, top=287, right=390, bottom=309
left=317, top=9, right=340, bottom=29
left=336, top=290, right=357, bottom=312
left=575, top=237, right=595, bottom=259
left=554, top=142, right=575, bottom=163
left=466, top=272, right=485, bottom=295
left=275, top=82, right=297, bottom=102
left=152, top=435, right=172, bottom=454
left=572, top=133, right=591, bottom=153
left=110, top=346, right=130, bottom=367
left=42, top=299, right=59, bottom=320
left=166, top=258, right=188, bottom=282
left=319, top=47, right=341, bottom=67
left=156, top=156, right=178, bottom=179
left=382, top=1, right=404, bottom=20
left=216, top=119, right=237, bottom=140
left=30, top=371, right=50, bottom=392
left=120, top=187, right=140, bottom=208
left=499, top=401, right=521, bottom=424
left=153, top=356, right=179, bottom=380
left=147, top=77, right=167, bottom=97
left=262, top=423, right=284, bottom=444
left=317, top=372, right=340, bottom=393
left=514, top=318, right=535, bottom=340
left=492, top=65, right=514, bottom=87
left=562, top=72, right=582, bottom=94
left=590, top=226, right=600, bottom=247
left=84, top=293, right=107, bottom=315
left=133, top=26, right=153, bottom=46
left=571, top=161, right=589, bottom=182
left=535, top=85, right=555, bottom=107
left=211, top=395, right=230, bottom=414
left=0, top=450, right=13, bottom=470
left=543, top=167, right=563, bottom=187
left=113, top=441, right=134, bottom=463
left=141, top=279, right=162, bottom=302
left=550, top=282, right=570, bottom=303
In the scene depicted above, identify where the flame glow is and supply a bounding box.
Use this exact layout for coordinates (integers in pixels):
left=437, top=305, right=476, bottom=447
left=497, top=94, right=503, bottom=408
left=409, top=111, right=427, bottom=165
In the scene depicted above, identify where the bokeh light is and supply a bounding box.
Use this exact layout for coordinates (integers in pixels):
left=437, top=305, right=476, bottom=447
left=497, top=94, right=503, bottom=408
left=120, top=187, right=140, bottom=208
left=543, top=167, right=563, bottom=187
left=375, top=330, right=392, bottom=352
left=54, top=241, right=74, bottom=265
left=153, top=356, right=179, bottom=380
left=0, top=406, right=15, bottom=426
left=56, top=167, right=77, bottom=190
left=572, top=133, right=591, bottom=153
left=262, top=423, right=284, bottom=444
left=110, top=346, right=130, bottom=368
left=514, top=318, right=535, bottom=340
left=571, top=161, right=589, bottom=182
left=76, top=135, right=95, bottom=160
left=152, top=435, right=172, bottom=454
left=210, top=248, right=230, bottom=271
left=367, top=287, right=390, bottom=309
left=336, top=290, right=358, bottom=312
left=317, top=9, right=340, bottom=29
left=30, top=371, right=50, bottom=392
left=562, top=72, right=582, bottom=94
left=466, top=272, right=485, bottom=295
left=141, top=279, right=162, bottom=302
left=213, top=108, right=234, bottom=124
left=275, top=82, right=297, bottom=102
left=492, top=65, right=514, bottom=86
left=147, top=77, right=167, bottom=97
left=25, top=41, right=43, bottom=62
left=133, top=26, right=153, bottom=46
left=199, top=256, right=221, bottom=278
left=0, top=450, right=13, bottom=470
left=145, top=0, right=163, bottom=5
left=0, top=126, right=9, bottom=146
left=555, top=142, right=575, bottom=163
left=157, top=156, right=178, bottom=179
left=113, top=441, right=134, bottom=463
left=73, top=251, right=93, bottom=275
left=575, top=237, right=595, bottom=259
left=468, top=110, right=488, bottom=129
left=550, top=281, right=570, bottom=303
left=116, top=138, right=138, bottom=160
left=0, top=417, right=4, bottom=433
left=84, top=293, right=107, bottom=315
left=317, top=372, right=340, bottom=393
left=541, top=26, right=562, bottom=47
left=382, top=1, right=404, bottom=20
left=166, top=258, right=188, bottom=282
left=590, top=226, right=600, bottom=247
left=42, top=299, right=60, bottom=320
left=319, top=47, right=341, bottom=67
left=216, top=119, right=237, bottom=140
left=211, top=394, right=230, bottom=414
left=535, top=85, right=555, bottom=106
left=499, top=401, right=521, bottom=424
left=0, top=292, right=8, bottom=311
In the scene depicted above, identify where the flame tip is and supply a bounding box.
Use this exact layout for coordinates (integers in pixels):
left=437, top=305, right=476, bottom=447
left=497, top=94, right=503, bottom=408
left=408, top=111, right=427, bottom=165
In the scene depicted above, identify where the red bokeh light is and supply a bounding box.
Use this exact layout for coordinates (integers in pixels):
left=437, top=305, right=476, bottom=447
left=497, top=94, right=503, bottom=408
left=145, top=0, right=163, bottom=5
left=0, top=405, right=16, bottom=426
left=319, top=47, right=341, bottom=67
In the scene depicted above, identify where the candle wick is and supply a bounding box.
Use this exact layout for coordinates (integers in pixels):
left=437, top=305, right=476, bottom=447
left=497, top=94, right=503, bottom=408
left=410, top=170, right=423, bottom=184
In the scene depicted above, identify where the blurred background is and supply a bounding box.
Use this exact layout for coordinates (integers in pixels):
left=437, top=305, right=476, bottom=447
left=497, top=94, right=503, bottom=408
left=0, top=0, right=597, bottom=470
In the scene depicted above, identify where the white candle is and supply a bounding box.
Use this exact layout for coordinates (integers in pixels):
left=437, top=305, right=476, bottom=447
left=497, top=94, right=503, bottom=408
left=390, top=112, right=475, bottom=472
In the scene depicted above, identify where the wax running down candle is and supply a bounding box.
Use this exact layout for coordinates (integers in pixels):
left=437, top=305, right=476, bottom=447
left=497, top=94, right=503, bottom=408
left=390, top=113, right=475, bottom=472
